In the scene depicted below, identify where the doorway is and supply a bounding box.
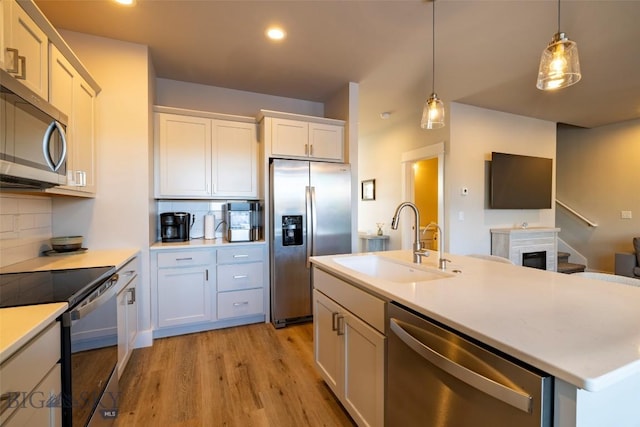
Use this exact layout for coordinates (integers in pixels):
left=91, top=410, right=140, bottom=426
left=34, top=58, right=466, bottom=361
left=400, top=142, right=444, bottom=251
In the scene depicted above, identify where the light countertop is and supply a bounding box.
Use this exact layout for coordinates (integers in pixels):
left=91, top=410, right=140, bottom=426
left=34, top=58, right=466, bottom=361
left=0, top=303, right=67, bottom=364
left=310, top=250, right=640, bottom=393
left=151, top=239, right=265, bottom=250
left=0, top=248, right=140, bottom=273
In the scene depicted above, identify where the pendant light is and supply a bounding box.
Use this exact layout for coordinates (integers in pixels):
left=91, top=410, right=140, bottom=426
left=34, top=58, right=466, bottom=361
left=536, top=0, right=581, bottom=91
left=421, top=0, right=445, bottom=129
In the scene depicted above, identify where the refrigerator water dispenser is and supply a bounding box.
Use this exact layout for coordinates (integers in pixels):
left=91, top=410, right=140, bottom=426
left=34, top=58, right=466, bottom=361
left=282, top=215, right=303, bottom=246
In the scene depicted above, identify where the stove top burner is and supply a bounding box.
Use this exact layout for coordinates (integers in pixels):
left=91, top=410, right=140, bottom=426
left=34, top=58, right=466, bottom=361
left=0, top=266, right=116, bottom=309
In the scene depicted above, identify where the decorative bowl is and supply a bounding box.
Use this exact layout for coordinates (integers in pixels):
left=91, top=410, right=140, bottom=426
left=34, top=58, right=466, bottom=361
left=51, top=236, right=83, bottom=252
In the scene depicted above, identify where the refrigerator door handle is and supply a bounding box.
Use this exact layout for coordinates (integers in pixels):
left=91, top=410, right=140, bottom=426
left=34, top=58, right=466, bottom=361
left=306, top=186, right=312, bottom=268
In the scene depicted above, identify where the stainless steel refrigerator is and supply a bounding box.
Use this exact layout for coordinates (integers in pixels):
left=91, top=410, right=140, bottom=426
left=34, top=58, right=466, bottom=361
left=270, top=159, right=352, bottom=328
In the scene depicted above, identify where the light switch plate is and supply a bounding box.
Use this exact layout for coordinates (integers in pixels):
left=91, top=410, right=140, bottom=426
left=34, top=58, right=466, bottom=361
left=621, top=210, right=632, bottom=219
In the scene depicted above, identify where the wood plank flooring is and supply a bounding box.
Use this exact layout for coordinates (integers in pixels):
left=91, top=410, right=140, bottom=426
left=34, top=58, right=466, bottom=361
left=114, top=322, right=356, bottom=427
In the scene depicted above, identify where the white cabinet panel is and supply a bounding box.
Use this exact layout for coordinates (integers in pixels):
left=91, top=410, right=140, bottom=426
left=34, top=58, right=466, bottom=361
left=156, top=113, right=212, bottom=197
left=157, top=266, right=212, bottom=327
left=2, top=0, right=48, bottom=98
left=212, top=119, right=257, bottom=197
left=265, top=115, right=344, bottom=162
left=217, top=288, right=263, bottom=319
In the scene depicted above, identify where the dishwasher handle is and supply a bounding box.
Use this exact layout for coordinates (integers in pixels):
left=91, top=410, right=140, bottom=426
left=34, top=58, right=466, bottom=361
left=389, top=318, right=533, bottom=414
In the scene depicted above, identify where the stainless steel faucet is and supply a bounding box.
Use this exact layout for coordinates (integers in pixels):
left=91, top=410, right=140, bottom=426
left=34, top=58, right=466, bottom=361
left=391, top=202, right=429, bottom=264
left=424, top=222, right=450, bottom=270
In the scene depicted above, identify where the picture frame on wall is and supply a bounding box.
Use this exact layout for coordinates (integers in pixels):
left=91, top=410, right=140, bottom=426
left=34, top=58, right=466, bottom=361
left=361, top=179, right=375, bottom=201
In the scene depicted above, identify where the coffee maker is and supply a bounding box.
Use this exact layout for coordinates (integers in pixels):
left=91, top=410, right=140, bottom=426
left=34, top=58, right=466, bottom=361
left=160, top=212, right=192, bottom=242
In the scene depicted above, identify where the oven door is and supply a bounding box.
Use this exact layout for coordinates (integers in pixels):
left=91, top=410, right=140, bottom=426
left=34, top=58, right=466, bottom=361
left=62, top=274, right=119, bottom=427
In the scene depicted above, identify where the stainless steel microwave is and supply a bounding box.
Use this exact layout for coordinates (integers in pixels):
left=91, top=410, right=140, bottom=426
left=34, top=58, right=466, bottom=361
left=0, top=68, right=68, bottom=189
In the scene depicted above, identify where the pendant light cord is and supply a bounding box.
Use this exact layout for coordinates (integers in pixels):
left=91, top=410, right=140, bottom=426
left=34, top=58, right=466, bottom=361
left=432, top=0, right=436, bottom=93
left=557, top=0, right=561, bottom=33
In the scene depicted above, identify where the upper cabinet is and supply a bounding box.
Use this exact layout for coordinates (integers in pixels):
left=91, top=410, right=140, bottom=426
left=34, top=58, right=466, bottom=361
left=154, top=107, right=259, bottom=199
left=260, top=110, right=345, bottom=162
left=1, top=0, right=48, bottom=98
left=2, top=0, right=101, bottom=197
left=48, top=44, right=97, bottom=195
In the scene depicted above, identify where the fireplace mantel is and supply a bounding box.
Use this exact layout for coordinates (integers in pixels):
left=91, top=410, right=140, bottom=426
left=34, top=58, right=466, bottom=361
left=490, top=227, right=560, bottom=272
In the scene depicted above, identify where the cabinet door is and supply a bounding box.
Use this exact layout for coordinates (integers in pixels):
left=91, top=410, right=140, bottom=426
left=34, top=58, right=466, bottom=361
left=156, top=113, right=212, bottom=197
left=49, top=45, right=96, bottom=194
left=270, top=117, right=309, bottom=158
left=343, top=313, right=385, bottom=427
left=4, top=0, right=48, bottom=98
left=313, top=289, right=343, bottom=397
left=157, top=266, right=211, bottom=327
left=126, top=280, right=138, bottom=352
left=211, top=119, right=257, bottom=197
left=4, top=364, right=61, bottom=427
left=73, top=79, right=96, bottom=193
left=308, top=122, right=344, bottom=161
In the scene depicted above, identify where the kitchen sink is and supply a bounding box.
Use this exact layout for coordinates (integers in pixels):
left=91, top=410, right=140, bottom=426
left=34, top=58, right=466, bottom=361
left=333, top=254, right=454, bottom=283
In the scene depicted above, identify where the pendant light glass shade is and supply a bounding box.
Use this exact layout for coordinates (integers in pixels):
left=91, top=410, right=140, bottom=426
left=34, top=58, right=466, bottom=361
left=421, top=93, right=445, bottom=129
left=536, top=32, right=581, bottom=90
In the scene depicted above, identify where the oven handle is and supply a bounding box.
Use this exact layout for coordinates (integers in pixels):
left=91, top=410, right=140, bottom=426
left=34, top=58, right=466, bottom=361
left=64, top=274, right=119, bottom=325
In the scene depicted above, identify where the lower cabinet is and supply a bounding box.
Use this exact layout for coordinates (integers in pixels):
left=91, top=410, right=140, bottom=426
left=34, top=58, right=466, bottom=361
left=152, top=244, right=266, bottom=338
left=0, top=322, right=61, bottom=426
left=156, top=250, right=215, bottom=328
left=116, top=256, right=139, bottom=378
left=312, top=269, right=385, bottom=427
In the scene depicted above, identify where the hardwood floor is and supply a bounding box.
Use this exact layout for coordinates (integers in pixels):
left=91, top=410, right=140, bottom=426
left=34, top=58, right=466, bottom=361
left=115, top=322, right=356, bottom=427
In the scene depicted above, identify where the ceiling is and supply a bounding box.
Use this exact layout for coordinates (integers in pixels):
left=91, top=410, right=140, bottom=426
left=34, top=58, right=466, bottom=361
left=35, top=0, right=640, bottom=135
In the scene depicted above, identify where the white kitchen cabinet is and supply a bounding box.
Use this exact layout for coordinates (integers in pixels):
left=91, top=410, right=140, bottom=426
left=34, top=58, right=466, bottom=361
left=48, top=44, right=97, bottom=195
left=154, top=108, right=258, bottom=199
left=211, top=119, right=258, bottom=198
left=0, top=321, right=61, bottom=427
left=263, top=113, right=344, bottom=162
left=1, top=0, right=48, bottom=98
left=312, top=269, right=385, bottom=427
left=156, top=113, right=212, bottom=198
left=116, top=256, right=139, bottom=378
left=216, top=245, right=265, bottom=320
left=156, top=249, right=215, bottom=328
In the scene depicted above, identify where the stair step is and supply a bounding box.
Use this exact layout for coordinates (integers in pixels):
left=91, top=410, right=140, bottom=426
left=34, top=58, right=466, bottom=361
left=557, top=251, right=571, bottom=263
left=558, top=262, right=586, bottom=274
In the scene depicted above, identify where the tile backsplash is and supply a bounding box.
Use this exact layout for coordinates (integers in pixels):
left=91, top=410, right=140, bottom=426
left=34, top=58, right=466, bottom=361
left=156, top=200, right=227, bottom=240
left=0, top=194, right=53, bottom=267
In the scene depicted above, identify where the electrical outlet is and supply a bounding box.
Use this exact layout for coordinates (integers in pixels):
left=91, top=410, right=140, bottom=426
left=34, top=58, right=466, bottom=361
left=460, top=187, right=469, bottom=196
left=621, top=210, right=633, bottom=219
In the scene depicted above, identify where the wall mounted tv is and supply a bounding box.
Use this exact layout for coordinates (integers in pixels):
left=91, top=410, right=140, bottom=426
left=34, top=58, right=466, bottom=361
left=490, top=152, right=553, bottom=209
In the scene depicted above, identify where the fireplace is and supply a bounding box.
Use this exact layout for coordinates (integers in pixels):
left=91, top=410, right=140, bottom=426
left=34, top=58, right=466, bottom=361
left=523, top=251, right=547, bottom=270
left=490, top=227, right=560, bottom=272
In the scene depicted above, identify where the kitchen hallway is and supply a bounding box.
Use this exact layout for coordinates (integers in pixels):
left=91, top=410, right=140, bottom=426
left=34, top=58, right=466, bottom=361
left=114, top=322, right=355, bottom=426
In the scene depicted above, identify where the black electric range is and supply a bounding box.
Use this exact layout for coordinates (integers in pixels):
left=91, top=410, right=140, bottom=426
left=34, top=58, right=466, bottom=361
left=0, top=266, right=116, bottom=309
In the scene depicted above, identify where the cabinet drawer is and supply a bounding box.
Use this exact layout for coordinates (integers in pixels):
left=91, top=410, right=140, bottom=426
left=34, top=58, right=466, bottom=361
left=217, top=246, right=263, bottom=264
left=217, top=262, right=263, bottom=292
left=0, top=322, right=60, bottom=424
left=158, top=250, right=212, bottom=268
left=217, top=289, right=263, bottom=319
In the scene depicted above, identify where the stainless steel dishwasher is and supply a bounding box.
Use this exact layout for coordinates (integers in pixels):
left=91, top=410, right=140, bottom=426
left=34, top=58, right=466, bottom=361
left=386, top=302, right=553, bottom=427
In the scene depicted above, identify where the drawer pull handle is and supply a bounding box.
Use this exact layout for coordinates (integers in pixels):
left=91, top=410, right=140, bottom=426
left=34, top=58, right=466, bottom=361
left=233, top=301, right=249, bottom=307
left=175, top=257, right=193, bottom=261
left=123, top=270, right=136, bottom=276
left=233, top=275, right=248, bottom=279
left=127, top=287, right=136, bottom=304
left=233, top=254, right=249, bottom=258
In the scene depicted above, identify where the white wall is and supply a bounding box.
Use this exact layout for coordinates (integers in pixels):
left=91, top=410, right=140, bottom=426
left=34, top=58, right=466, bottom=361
left=156, top=78, right=324, bottom=118
left=52, top=31, right=154, bottom=342
left=447, top=103, right=557, bottom=255
left=556, top=119, right=640, bottom=272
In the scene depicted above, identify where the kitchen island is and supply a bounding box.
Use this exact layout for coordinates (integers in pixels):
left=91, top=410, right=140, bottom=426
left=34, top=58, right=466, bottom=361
left=310, top=250, right=640, bottom=427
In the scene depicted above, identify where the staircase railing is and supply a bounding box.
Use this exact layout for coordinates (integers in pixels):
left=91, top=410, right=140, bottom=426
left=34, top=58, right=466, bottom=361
left=556, top=199, right=598, bottom=227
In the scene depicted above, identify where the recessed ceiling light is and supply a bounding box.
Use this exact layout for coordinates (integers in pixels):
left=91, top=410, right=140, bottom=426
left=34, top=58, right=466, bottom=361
left=114, top=0, right=135, bottom=5
left=266, top=26, right=286, bottom=41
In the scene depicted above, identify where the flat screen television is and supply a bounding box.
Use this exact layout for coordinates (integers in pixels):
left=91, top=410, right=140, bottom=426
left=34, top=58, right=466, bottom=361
left=490, top=152, right=553, bottom=209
